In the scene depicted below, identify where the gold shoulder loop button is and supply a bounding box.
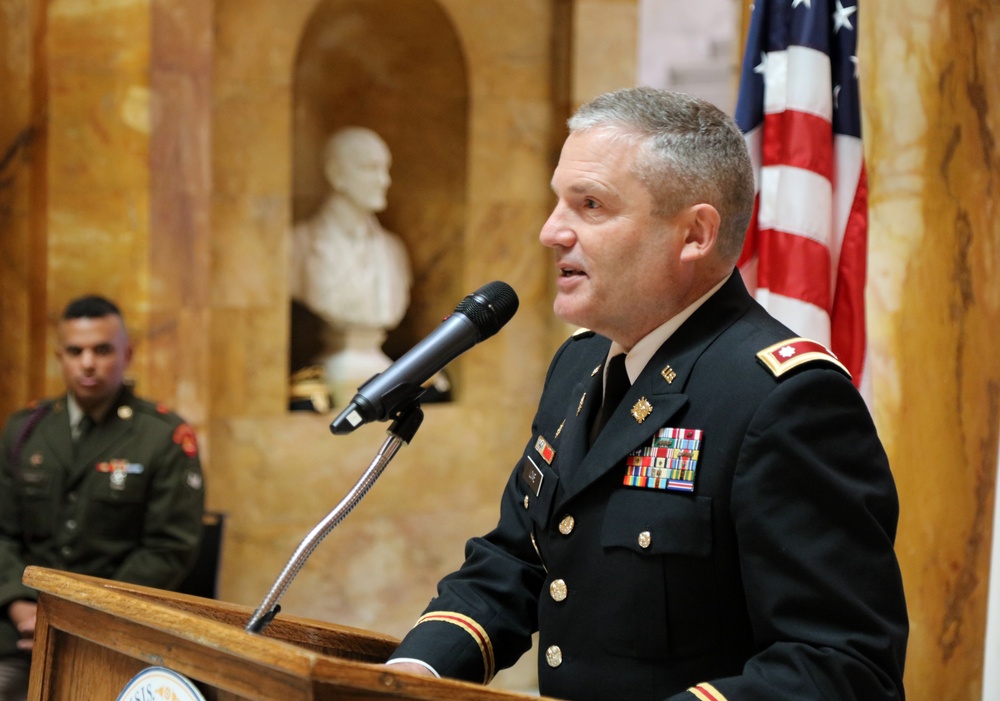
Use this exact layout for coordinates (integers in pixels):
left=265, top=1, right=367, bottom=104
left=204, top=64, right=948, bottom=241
left=756, top=337, right=851, bottom=379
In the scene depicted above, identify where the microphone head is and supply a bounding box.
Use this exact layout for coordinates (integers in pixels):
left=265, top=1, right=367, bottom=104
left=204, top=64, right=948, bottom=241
left=454, top=281, right=519, bottom=341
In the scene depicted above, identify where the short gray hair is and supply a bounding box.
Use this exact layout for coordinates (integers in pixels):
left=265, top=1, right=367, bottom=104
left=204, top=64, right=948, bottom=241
left=568, top=87, right=755, bottom=263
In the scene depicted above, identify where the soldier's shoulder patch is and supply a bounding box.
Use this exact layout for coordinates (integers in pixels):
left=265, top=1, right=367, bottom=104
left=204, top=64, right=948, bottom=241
left=172, top=423, right=199, bottom=458
left=756, top=337, right=851, bottom=379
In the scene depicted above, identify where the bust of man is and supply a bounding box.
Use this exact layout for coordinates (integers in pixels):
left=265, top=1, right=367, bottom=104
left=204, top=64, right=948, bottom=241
left=290, top=126, right=412, bottom=396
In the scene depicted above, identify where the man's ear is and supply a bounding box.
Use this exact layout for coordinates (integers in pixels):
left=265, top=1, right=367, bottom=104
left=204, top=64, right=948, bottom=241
left=679, top=204, right=721, bottom=262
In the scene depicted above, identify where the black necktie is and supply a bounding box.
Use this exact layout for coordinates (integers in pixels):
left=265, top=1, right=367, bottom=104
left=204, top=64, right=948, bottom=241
left=75, top=415, right=94, bottom=441
left=591, top=353, right=630, bottom=443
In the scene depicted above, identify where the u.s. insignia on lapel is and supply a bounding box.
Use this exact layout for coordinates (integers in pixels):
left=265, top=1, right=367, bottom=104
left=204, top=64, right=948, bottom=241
left=623, top=427, right=703, bottom=492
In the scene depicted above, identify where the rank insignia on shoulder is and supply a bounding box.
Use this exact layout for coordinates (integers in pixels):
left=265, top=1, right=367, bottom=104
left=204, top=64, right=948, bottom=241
left=624, top=427, right=703, bottom=492
left=756, top=337, right=851, bottom=379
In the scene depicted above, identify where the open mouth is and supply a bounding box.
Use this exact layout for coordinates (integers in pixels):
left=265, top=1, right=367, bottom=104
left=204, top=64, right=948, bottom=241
left=559, top=266, right=585, bottom=278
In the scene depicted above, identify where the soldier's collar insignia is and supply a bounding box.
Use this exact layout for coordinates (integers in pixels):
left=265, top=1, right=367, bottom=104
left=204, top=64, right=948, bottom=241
left=631, top=398, right=653, bottom=424
left=661, top=365, right=677, bottom=384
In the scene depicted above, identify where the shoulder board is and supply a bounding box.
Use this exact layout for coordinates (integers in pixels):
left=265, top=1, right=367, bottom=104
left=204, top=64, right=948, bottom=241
left=571, top=327, right=595, bottom=340
left=13, top=397, right=56, bottom=417
left=756, top=337, right=851, bottom=379
left=127, top=397, right=183, bottom=424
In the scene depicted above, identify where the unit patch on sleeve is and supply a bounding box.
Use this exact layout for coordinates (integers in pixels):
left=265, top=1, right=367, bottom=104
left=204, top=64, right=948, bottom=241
left=624, top=427, right=703, bottom=492
left=756, top=337, right=850, bottom=379
left=172, top=423, right=199, bottom=457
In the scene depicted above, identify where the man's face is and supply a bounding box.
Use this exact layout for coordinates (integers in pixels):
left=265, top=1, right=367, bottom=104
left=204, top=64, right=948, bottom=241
left=329, top=135, right=392, bottom=213
left=539, top=128, right=689, bottom=348
left=56, top=315, right=133, bottom=412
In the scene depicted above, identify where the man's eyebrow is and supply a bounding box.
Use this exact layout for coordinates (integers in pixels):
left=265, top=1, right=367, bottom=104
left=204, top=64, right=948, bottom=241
left=551, top=180, right=605, bottom=195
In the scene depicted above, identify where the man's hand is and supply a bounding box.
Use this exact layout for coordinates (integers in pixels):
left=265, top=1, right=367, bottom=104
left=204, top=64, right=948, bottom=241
left=8, top=600, right=37, bottom=651
left=381, top=661, right=436, bottom=678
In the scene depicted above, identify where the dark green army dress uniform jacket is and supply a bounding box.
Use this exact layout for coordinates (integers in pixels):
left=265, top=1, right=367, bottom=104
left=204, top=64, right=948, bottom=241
left=389, top=272, right=908, bottom=701
left=0, top=386, right=205, bottom=657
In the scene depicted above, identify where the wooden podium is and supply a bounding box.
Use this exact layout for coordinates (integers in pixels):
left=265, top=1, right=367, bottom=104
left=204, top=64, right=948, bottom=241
left=23, top=566, right=544, bottom=701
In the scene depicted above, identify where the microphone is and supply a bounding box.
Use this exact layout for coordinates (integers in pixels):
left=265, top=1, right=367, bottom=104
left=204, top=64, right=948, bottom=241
left=330, top=281, right=519, bottom=435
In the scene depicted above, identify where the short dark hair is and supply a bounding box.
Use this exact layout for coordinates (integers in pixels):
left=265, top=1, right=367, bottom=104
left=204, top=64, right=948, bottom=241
left=61, top=295, right=123, bottom=321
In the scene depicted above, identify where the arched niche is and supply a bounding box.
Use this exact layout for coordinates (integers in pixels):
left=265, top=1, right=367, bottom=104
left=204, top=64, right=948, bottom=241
left=289, top=0, right=469, bottom=382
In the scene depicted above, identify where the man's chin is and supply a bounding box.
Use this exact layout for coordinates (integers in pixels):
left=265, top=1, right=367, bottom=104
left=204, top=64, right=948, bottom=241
left=552, top=301, right=591, bottom=331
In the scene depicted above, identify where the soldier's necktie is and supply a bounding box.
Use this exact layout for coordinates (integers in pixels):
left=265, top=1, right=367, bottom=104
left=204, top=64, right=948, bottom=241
left=74, top=415, right=93, bottom=442
left=590, top=353, right=630, bottom=444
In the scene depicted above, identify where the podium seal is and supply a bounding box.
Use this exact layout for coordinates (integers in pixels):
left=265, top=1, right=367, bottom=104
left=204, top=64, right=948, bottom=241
left=115, top=666, right=207, bottom=701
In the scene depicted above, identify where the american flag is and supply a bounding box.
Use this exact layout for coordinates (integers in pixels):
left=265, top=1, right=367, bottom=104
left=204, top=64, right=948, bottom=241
left=735, top=0, right=869, bottom=399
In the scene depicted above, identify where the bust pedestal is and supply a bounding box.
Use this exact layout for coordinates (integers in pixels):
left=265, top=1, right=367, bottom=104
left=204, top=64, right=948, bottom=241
left=323, top=325, right=393, bottom=403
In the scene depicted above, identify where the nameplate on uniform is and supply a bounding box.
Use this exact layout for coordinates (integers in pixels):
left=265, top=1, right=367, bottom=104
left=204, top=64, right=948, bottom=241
left=623, top=427, right=703, bottom=492
left=522, top=455, right=544, bottom=497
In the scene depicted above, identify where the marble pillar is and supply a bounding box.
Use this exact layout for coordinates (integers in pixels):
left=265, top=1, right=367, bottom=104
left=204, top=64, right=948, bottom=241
left=863, top=1, right=1000, bottom=697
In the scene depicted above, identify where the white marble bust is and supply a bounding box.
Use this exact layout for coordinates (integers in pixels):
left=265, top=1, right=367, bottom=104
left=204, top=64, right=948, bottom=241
left=291, top=126, right=412, bottom=393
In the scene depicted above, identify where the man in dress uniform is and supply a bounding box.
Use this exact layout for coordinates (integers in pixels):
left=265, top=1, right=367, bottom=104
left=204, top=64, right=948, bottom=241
left=0, top=296, right=205, bottom=700
left=385, top=88, right=908, bottom=700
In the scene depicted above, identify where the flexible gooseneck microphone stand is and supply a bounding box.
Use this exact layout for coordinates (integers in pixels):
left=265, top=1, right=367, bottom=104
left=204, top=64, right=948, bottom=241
left=244, top=404, right=424, bottom=634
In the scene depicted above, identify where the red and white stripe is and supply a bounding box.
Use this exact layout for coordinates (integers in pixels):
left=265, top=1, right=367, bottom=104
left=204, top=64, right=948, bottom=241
left=738, top=44, right=870, bottom=399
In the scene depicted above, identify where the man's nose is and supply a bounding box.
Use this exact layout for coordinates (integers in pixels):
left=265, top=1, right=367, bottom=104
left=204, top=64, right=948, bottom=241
left=539, top=206, right=573, bottom=248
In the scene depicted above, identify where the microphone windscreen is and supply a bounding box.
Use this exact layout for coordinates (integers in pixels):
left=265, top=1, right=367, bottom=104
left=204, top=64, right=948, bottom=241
left=455, top=281, right=519, bottom=341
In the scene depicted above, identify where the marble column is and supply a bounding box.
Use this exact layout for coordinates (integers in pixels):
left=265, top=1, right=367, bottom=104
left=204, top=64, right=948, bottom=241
left=863, top=1, right=1000, bottom=698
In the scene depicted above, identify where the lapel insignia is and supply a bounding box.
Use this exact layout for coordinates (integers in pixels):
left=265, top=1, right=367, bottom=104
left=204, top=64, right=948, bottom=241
left=117, top=405, right=133, bottom=420
left=631, top=397, right=653, bottom=424
left=576, top=392, right=587, bottom=416
left=623, top=427, right=703, bottom=492
left=554, top=420, right=565, bottom=439
left=30, top=453, right=43, bottom=466
left=661, top=365, right=677, bottom=384
left=534, top=435, right=556, bottom=464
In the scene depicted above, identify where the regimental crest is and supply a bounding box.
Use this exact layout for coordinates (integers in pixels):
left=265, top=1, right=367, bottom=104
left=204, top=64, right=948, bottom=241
left=631, top=397, right=653, bottom=424
left=623, top=427, right=703, bottom=492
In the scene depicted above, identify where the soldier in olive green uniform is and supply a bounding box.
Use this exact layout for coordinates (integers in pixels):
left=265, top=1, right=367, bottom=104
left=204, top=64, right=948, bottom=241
left=0, top=296, right=204, bottom=701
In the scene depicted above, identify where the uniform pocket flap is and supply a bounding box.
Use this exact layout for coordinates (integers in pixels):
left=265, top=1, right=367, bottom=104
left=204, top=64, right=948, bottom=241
left=601, top=490, right=712, bottom=557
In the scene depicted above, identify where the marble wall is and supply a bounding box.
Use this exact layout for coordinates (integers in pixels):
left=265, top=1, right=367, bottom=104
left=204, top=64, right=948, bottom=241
left=0, top=0, right=998, bottom=698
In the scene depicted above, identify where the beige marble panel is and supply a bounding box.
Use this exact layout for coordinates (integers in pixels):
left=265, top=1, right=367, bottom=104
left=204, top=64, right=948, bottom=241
left=0, top=0, right=47, bottom=418
left=863, top=1, right=1000, bottom=698
left=44, top=0, right=154, bottom=396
